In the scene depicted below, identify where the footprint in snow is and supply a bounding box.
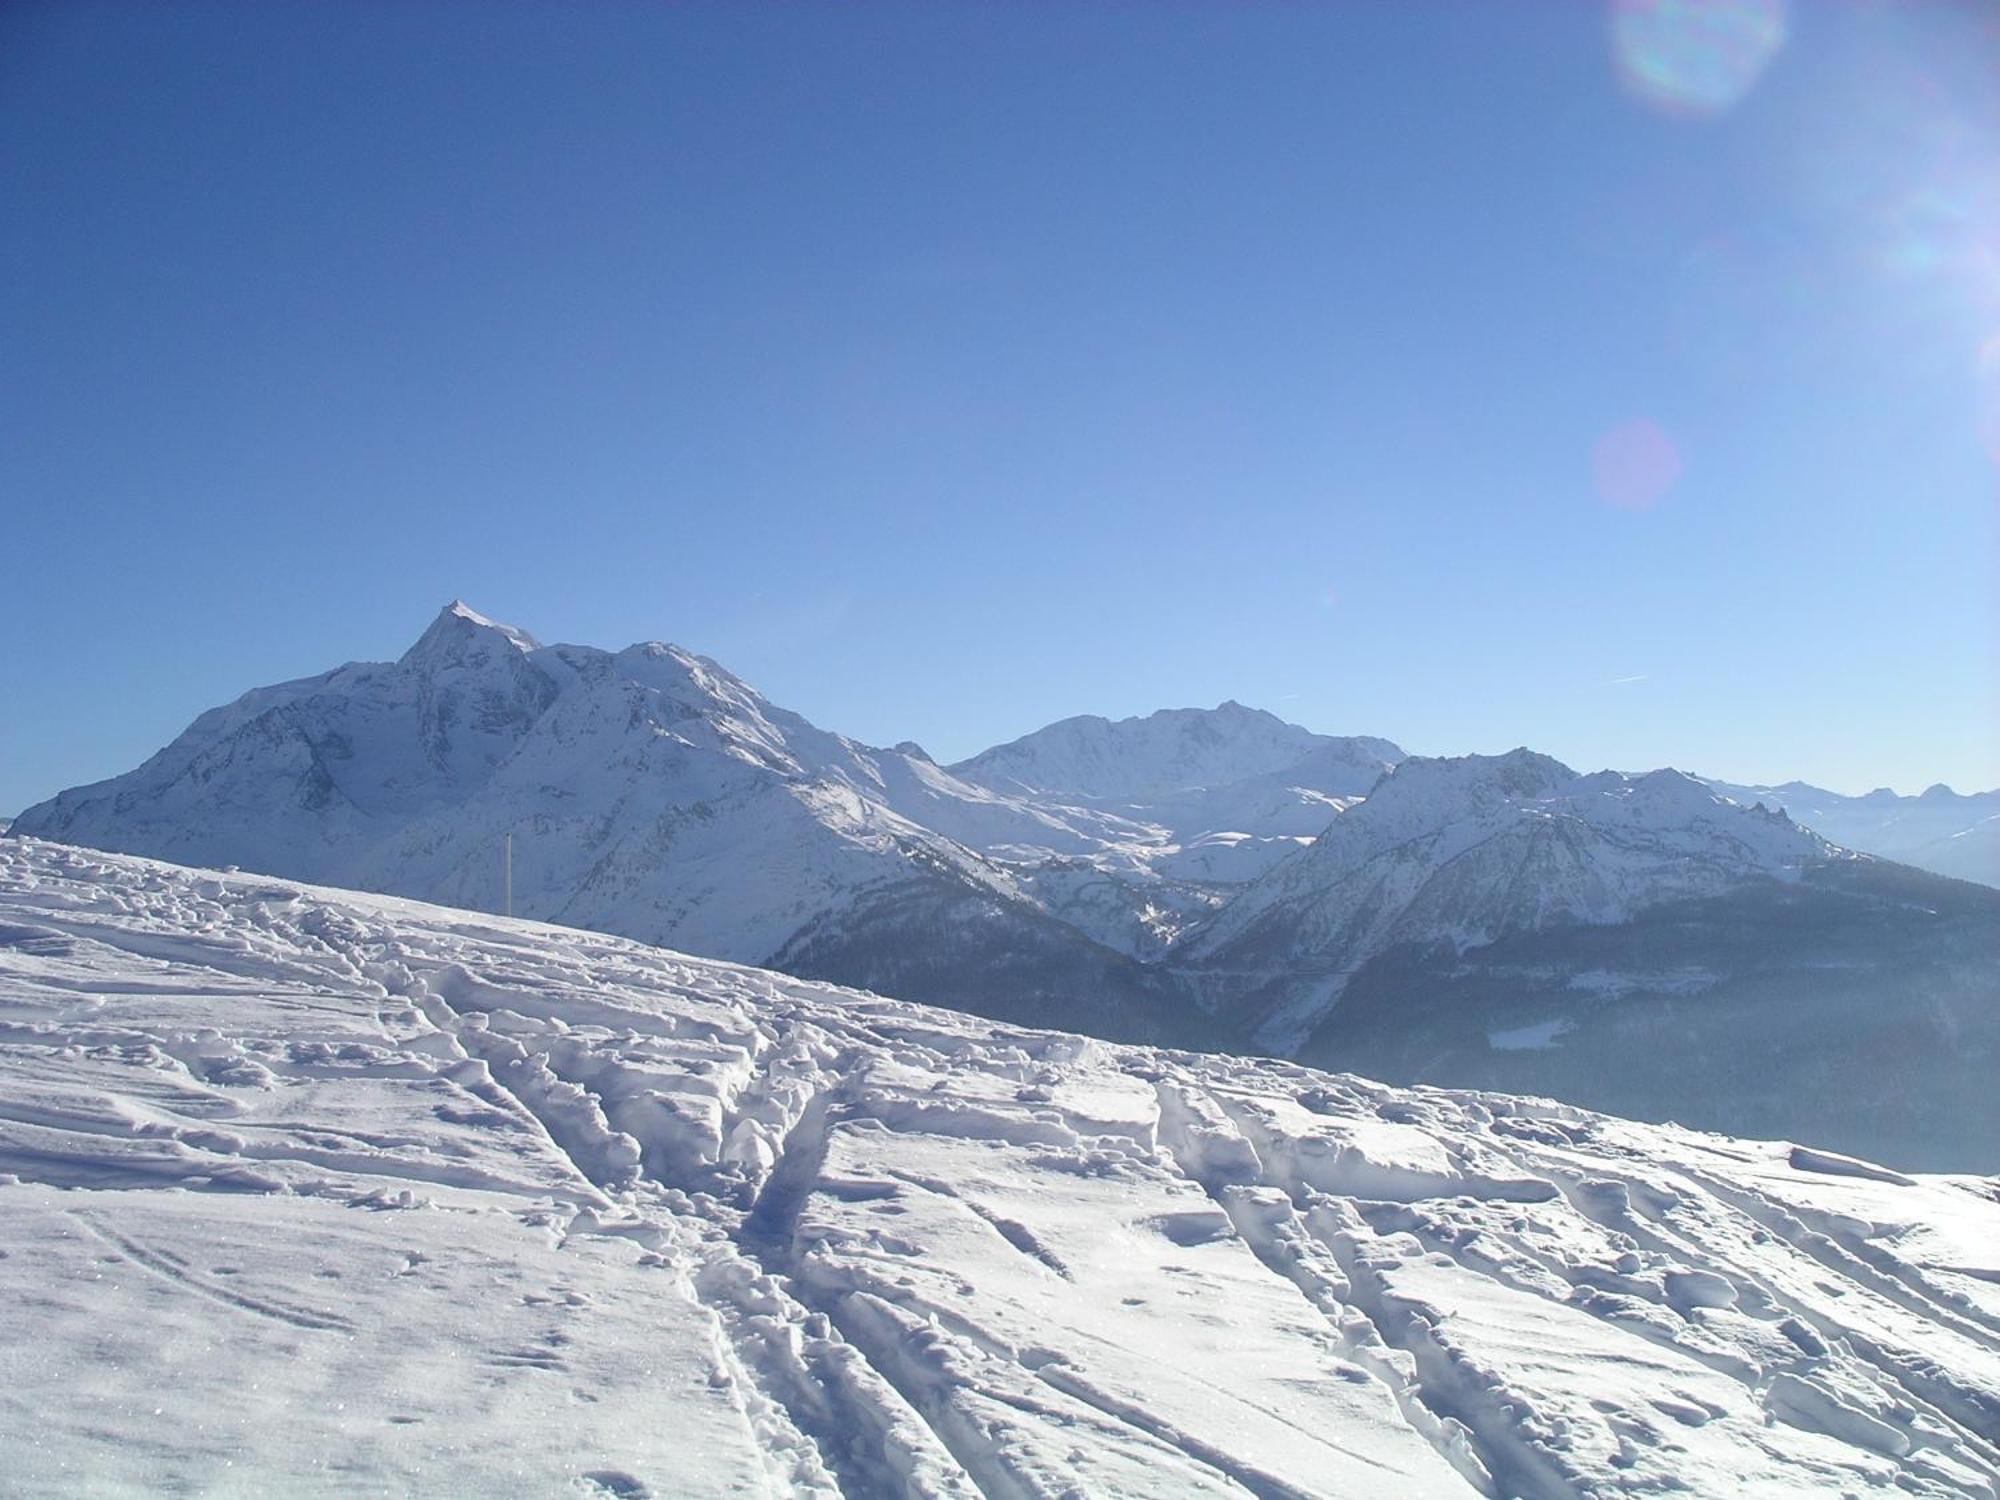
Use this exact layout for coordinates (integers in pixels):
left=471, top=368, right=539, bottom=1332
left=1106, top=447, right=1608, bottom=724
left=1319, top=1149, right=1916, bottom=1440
left=580, top=1472, right=649, bottom=1498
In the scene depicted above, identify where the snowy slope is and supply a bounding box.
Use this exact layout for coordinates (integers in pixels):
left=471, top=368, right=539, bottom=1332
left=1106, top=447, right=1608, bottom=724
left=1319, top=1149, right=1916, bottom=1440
left=4, top=837, right=2000, bottom=1498
left=1707, top=779, right=2000, bottom=889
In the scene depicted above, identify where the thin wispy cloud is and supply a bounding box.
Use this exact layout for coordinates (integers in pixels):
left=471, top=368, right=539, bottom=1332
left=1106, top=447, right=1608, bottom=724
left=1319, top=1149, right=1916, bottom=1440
left=1602, top=674, right=1649, bottom=686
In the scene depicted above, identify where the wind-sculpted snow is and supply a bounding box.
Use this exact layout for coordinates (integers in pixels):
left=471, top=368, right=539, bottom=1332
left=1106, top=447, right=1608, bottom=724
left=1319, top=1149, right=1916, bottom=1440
left=3, top=839, right=1998, bottom=1497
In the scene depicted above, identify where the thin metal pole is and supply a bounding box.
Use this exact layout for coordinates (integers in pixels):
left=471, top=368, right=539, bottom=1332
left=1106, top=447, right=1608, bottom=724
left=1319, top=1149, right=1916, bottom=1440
left=504, top=833, right=513, bottom=919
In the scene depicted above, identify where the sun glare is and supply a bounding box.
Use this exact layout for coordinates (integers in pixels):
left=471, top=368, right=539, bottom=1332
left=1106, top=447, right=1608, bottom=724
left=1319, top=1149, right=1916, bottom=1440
left=1609, top=0, right=1788, bottom=118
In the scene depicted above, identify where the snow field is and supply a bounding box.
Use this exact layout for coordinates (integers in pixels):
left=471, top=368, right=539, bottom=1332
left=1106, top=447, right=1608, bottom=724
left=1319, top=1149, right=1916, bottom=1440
left=2, top=837, right=1997, bottom=1497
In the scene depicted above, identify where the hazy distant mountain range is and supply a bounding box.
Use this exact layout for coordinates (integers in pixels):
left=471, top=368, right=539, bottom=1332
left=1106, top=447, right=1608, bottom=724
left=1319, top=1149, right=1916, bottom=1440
left=1703, top=777, right=1999, bottom=888
left=13, top=602, right=1997, bottom=1166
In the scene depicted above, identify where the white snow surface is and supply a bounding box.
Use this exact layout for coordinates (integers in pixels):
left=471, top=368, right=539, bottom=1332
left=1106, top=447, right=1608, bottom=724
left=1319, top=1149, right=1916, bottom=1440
left=4, top=837, right=1998, bottom=1498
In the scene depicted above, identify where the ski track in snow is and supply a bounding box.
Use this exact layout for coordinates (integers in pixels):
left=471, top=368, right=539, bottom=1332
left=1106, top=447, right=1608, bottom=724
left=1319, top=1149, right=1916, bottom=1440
left=2, top=837, right=1997, bottom=1497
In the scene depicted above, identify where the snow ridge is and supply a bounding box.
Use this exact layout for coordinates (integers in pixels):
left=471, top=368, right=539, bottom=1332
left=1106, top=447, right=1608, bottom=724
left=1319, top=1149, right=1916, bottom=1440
left=3, top=837, right=1998, bottom=1496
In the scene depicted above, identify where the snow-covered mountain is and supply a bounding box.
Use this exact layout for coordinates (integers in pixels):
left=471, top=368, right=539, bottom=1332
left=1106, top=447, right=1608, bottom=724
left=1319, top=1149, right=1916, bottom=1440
left=7, top=837, right=1999, bottom=1497
left=950, top=699, right=1399, bottom=802
left=1183, top=751, right=1840, bottom=1042
left=1707, top=778, right=2000, bottom=889
left=8, top=603, right=1401, bottom=979
left=9, top=603, right=1203, bottom=1043
left=951, top=702, right=1404, bottom=887
left=1179, top=752, right=1999, bottom=1169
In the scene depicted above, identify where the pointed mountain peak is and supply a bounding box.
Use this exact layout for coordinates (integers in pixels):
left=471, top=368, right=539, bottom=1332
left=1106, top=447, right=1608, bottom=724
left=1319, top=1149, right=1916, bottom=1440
left=400, top=601, right=540, bottom=667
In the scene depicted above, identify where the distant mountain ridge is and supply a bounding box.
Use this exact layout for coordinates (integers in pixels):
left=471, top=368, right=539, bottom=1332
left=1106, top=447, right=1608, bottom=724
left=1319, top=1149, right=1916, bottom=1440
left=1704, top=775, right=2000, bottom=888
left=13, top=601, right=1997, bottom=1166
left=1180, top=750, right=1842, bottom=1047
left=949, top=700, right=1401, bottom=802
left=1155, top=750, right=1995, bottom=1168
left=947, top=704, right=1404, bottom=892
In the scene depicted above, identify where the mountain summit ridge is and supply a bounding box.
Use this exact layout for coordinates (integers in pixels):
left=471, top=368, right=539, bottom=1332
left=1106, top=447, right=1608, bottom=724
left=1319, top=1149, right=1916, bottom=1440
left=948, top=698, right=1403, bottom=802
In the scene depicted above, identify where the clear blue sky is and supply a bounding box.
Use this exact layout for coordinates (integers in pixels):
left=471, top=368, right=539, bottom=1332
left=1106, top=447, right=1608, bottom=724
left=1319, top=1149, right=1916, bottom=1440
left=3, top=0, right=1996, bottom=814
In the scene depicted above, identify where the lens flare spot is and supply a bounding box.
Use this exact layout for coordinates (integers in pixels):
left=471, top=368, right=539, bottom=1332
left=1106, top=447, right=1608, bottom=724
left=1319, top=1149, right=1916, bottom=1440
left=1610, top=0, right=1787, bottom=118
left=1593, top=419, right=1684, bottom=510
